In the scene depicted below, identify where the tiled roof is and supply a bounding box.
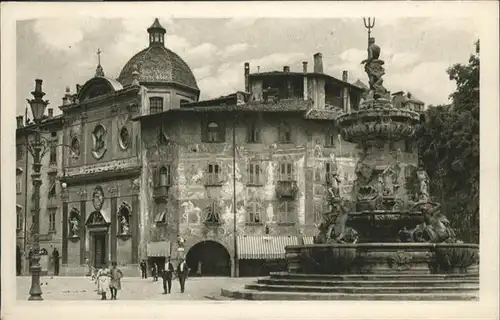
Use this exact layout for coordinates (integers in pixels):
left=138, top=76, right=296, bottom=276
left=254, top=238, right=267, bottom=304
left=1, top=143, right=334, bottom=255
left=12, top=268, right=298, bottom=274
left=118, top=45, right=199, bottom=90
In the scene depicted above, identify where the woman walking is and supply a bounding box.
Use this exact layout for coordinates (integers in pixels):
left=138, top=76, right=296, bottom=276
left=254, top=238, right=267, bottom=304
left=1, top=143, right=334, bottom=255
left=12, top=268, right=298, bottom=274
left=95, top=266, right=111, bottom=300
left=109, top=262, right=123, bottom=300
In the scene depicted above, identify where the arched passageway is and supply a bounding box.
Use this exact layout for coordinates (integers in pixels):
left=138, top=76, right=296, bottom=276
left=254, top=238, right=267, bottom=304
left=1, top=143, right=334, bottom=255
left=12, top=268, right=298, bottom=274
left=185, top=240, right=231, bottom=277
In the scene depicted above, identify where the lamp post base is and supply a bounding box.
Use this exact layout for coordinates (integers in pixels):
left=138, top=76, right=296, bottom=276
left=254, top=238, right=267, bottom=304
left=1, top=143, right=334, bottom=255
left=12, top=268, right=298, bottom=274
left=28, top=262, right=44, bottom=301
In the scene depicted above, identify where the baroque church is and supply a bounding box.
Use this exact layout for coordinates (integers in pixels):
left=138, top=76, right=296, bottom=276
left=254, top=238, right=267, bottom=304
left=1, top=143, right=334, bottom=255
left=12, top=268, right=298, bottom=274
left=16, top=18, right=425, bottom=277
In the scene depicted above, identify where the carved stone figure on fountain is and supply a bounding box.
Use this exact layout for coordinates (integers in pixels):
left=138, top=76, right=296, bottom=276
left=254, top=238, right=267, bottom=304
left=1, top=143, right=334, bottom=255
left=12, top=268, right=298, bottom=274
left=314, top=200, right=359, bottom=244
left=416, top=167, right=430, bottom=202
left=327, top=173, right=342, bottom=201
left=399, top=201, right=457, bottom=243
left=361, top=37, right=389, bottom=100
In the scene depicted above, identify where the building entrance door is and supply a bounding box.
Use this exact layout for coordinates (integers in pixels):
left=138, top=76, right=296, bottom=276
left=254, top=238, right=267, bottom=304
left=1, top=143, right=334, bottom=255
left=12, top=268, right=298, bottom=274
left=93, top=233, right=107, bottom=268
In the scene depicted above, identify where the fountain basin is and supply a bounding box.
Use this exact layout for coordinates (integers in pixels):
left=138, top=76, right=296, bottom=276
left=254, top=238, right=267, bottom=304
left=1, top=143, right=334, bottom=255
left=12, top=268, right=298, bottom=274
left=347, top=211, right=425, bottom=242
left=286, top=243, right=479, bottom=275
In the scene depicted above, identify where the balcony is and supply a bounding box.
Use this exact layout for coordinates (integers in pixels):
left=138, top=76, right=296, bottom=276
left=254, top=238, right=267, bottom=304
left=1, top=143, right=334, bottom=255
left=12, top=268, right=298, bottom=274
left=276, top=180, right=298, bottom=199
left=153, top=185, right=169, bottom=202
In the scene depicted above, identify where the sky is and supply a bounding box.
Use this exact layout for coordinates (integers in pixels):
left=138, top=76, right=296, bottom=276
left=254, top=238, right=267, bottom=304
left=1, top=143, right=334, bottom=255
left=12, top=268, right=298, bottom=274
left=16, top=17, right=480, bottom=117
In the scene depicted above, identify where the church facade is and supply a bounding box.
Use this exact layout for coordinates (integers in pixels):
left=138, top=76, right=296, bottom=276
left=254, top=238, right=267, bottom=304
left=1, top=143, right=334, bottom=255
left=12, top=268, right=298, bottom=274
left=16, top=18, right=423, bottom=277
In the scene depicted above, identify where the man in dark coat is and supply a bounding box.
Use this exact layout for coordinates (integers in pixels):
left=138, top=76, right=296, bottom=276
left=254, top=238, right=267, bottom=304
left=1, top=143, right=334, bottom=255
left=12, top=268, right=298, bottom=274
left=162, top=256, right=174, bottom=294
left=176, top=258, right=189, bottom=293
left=140, top=260, right=147, bottom=279
left=52, top=248, right=60, bottom=276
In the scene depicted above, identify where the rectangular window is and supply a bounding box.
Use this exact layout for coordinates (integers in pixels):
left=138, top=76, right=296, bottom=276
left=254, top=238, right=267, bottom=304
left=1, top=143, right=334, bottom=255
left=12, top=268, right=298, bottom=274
left=247, top=203, right=262, bottom=224
left=247, top=162, right=262, bottom=185
left=48, top=174, right=57, bottom=198
left=279, top=162, right=294, bottom=181
left=16, top=174, right=22, bottom=194
left=278, top=201, right=295, bottom=224
left=16, top=145, right=24, bottom=161
left=158, top=165, right=171, bottom=187
left=278, top=122, right=292, bottom=144
left=149, top=97, right=164, bottom=114
left=325, top=131, right=337, bottom=147
left=206, top=163, right=221, bottom=185
left=16, top=208, right=23, bottom=230
left=49, top=144, right=57, bottom=164
left=49, top=209, right=56, bottom=232
left=314, top=207, right=323, bottom=224
left=247, top=120, right=260, bottom=143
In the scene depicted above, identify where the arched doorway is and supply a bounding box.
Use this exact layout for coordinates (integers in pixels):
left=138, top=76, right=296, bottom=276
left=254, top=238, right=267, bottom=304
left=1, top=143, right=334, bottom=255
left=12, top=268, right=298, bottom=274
left=185, top=240, right=231, bottom=277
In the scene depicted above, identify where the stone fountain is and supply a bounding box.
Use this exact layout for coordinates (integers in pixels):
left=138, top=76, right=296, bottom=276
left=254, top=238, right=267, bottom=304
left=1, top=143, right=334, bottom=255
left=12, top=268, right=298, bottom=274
left=221, top=21, right=479, bottom=301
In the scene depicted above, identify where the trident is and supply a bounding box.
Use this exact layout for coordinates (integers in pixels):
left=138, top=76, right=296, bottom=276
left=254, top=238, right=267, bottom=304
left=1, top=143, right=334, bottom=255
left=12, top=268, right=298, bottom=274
left=363, top=17, right=376, bottom=45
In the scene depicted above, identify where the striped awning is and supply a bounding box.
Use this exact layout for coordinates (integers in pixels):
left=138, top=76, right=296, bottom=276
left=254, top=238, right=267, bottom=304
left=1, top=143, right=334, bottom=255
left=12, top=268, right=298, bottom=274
left=147, top=241, right=171, bottom=257
left=237, top=235, right=299, bottom=260
left=303, top=236, right=315, bottom=245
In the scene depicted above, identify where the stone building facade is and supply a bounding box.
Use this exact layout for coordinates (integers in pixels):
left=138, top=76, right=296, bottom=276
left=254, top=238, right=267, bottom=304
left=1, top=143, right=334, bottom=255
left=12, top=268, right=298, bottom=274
left=16, top=18, right=422, bottom=277
left=16, top=112, right=64, bottom=275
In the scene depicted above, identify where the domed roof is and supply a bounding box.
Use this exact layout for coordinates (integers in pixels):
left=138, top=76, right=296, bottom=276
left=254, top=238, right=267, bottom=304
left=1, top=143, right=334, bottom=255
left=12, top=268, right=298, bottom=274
left=117, top=19, right=199, bottom=91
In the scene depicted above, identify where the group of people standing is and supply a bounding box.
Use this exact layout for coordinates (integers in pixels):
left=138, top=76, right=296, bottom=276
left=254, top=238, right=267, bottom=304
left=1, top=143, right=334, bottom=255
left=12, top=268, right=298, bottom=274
left=95, top=261, right=123, bottom=300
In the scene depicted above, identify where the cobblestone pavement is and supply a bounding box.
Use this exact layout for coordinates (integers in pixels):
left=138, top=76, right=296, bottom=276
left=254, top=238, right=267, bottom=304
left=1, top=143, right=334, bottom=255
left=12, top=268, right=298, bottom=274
left=16, top=276, right=254, bottom=300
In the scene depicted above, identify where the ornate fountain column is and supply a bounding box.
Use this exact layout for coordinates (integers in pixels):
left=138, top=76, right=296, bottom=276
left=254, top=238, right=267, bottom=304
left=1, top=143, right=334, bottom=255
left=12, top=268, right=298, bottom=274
left=335, top=33, right=422, bottom=243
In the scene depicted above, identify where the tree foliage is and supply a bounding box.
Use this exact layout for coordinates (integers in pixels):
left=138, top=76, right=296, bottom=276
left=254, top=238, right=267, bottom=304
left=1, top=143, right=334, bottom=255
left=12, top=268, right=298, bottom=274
left=416, top=40, right=479, bottom=243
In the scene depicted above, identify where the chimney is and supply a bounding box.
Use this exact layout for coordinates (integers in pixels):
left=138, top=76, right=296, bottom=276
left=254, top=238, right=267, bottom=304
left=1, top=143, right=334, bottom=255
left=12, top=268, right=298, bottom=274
left=303, top=62, right=308, bottom=101
left=48, top=108, right=54, bottom=118
left=342, top=70, right=348, bottom=82
left=244, top=62, right=250, bottom=93
left=16, top=116, right=24, bottom=128
left=283, top=66, right=290, bottom=73
left=313, top=53, right=323, bottom=73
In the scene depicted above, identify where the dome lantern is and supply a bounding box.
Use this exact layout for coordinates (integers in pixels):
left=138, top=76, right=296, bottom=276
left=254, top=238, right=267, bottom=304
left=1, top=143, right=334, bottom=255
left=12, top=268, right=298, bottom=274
left=147, top=18, right=166, bottom=47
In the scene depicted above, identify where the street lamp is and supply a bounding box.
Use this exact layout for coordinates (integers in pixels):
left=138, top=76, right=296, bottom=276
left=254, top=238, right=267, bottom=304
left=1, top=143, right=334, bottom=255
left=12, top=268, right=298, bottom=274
left=26, top=79, right=49, bottom=301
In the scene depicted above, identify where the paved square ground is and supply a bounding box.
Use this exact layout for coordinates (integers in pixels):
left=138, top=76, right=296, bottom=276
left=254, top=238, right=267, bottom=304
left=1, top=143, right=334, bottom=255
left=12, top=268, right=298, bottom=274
left=16, top=276, right=254, bottom=300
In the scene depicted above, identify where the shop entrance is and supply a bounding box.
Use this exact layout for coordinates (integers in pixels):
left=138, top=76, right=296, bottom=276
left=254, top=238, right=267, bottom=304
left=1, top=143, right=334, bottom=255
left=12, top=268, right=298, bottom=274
left=185, top=240, right=231, bottom=277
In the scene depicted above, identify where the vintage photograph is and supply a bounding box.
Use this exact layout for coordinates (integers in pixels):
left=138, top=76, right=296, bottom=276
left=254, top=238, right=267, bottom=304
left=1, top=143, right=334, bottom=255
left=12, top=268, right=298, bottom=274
left=2, top=3, right=496, bottom=316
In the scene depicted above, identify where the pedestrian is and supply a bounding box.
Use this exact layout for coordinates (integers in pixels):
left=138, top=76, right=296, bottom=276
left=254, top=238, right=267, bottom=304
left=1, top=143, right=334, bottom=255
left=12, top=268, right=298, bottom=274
left=196, top=260, right=202, bottom=277
left=95, top=266, right=111, bottom=300
left=52, top=248, right=60, bottom=276
left=176, top=258, right=189, bottom=293
left=140, top=260, right=147, bottom=279
left=152, top=263, right=158, bottom=281
left=162, top=256, right=174, bottom=294
left=109, top=262, right=123, bottom=300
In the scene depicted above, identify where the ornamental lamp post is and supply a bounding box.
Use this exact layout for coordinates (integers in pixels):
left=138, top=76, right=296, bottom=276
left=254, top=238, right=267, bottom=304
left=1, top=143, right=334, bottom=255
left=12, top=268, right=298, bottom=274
left=27, top=79, right=49, bottom=301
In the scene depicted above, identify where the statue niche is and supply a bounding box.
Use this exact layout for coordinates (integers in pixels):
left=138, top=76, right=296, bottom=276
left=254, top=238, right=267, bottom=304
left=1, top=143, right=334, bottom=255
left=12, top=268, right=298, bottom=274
left=117, top=202, right=132, bottom=240
left=68, top=207, right=81, bottom=241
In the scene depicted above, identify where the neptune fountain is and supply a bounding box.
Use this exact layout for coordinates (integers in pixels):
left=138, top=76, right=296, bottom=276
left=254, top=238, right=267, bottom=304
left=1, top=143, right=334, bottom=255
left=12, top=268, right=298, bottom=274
left=221, top=19, right=479, bottom=300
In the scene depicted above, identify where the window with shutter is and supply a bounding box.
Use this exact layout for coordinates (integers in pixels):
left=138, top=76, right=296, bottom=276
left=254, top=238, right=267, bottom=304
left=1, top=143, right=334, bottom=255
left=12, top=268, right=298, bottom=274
left=247, top=162, right=263, bottom=186
left=279, top=162, right=294, bottom=181
left=49, top=143, right=57, bottom=164
left=206, top=163, right=222, bottom=186
left=48, top=173, right=57, bottom=198
left=247, top=202, right=262, bottom=224
left=278, top=201, right=295, bottom=224
left=49, top=208, right=56, bottom=232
